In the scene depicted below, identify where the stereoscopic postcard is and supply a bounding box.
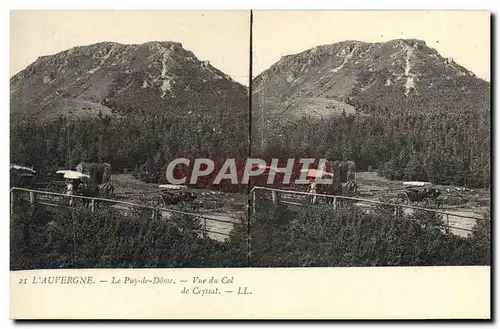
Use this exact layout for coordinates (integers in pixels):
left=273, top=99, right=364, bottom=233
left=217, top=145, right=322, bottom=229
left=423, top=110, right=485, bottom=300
left=9, top=9, right=491, bottom=319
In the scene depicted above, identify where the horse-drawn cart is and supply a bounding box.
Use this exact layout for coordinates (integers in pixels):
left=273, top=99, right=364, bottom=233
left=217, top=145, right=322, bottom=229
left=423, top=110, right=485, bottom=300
left=76, top=162, right=114, bottom=198
left=54, top=170, right=91, bottom=206
left=301, top=161, right=359, bottom=204
left=158, top=184, right=197, bottom=207
left=398, top=181, right=442, bottom=206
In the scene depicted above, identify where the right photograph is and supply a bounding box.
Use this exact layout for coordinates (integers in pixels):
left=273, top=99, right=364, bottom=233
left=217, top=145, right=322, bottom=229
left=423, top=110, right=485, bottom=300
left=250, top=10, right=491, bottom=267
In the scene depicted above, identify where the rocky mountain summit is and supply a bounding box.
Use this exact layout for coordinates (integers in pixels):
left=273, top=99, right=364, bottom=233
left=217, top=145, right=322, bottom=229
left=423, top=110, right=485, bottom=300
left=11, top=41, right=248, bottom=121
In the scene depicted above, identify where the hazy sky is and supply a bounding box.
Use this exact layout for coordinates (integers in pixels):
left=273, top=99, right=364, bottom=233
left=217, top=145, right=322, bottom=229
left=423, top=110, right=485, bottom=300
left=10, top=10, right=251, bottom=85
left=10, top=10, right=490, bottom=85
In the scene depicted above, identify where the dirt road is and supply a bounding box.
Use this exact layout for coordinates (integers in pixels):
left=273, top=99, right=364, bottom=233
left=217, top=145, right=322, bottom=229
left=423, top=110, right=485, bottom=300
left=112, top=174, right=246, bottom=241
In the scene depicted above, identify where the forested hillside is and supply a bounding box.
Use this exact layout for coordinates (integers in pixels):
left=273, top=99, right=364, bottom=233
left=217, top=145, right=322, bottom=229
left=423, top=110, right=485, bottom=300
left=258, top=102, right=490, bottom=187
left=252, top=39, right=490, bottom=187
left=10, top=111, right=249, bottom=191
left=10, top=41, right=249, bottom=190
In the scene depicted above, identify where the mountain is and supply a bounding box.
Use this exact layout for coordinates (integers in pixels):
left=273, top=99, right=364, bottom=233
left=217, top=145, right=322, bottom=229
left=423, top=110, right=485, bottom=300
left=10, top=41, right=248, bottom=121
left=10, top=41, right=249, bottom=179
left=252, top=39, right=490, bottom=150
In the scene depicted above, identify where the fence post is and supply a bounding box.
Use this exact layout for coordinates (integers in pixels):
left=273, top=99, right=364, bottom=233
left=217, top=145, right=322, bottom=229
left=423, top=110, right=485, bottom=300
left=252, top=190, right=256, bottom=214
left=272, top=190, right=278, bottom=204
left=29, top=191, right=36, bottom=205
left=91, top=199, right=95, bottom=212
left=10, top=190, right=14, bottom=214
left=333, top=197, right=337, bottom=210
left=71, top=210, right=77, bottom=267
left=203, top=218, right=207, bottom=238
left=446, top=213, right=450, bottom=234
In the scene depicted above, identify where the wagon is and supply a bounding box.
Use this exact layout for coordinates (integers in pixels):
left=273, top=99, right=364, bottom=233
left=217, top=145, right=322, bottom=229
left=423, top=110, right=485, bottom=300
left=75, top=163, right=114, bottom=198
left=10, top=164, right=36, bottom=188
left=41, top=170, right=70, bottom=193
left=403, top=181, right=433, bottom=188
left=76, top=162, right=112, bottom=185
left=158, top=184, right=197, bottom=206
left=57, top=170, right=91, bottom=180
left=399, top=181, right=442, bottom=206
left=302, top=161, right=358, bottom=202
left=55, top=170, right=90, bottom=193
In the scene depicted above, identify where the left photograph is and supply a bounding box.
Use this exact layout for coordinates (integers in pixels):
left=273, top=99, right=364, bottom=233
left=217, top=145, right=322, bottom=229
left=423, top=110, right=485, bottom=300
left=10, top=10, right=250, bottom=269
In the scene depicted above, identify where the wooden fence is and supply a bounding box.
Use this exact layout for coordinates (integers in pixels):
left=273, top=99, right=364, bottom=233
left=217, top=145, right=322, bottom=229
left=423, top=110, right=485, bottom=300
left=10, top=187, right=244, bottom=239
left=250, top=186, right=488, bottom=234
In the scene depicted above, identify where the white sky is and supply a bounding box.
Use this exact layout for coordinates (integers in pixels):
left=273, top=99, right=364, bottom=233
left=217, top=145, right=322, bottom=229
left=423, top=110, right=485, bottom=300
left=253, top=10, right=491, bottom=82
left=10, top=10, right=491, bottom=85
left=10, top=10, right=251, bottom=85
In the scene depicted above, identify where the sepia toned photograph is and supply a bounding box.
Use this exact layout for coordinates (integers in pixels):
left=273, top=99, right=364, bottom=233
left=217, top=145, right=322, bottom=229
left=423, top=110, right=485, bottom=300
left=250, top=11, right=491, bottom=267
left=8, top=8, right=492, bottom=320
left=10, top=10, right=251, bottom=270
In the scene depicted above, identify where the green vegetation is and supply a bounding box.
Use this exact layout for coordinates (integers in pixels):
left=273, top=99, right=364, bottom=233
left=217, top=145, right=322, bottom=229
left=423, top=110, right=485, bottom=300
left=250, top=200, right=490, bottom=267
left=10, top=200, right=247, bottom=270
left=11, top=198, right=490, bottom=269
left=11, top=90, right=490, bottom=189
left=10, top=113, right=248, bottom=170
left=258, top=103, right=490, bottom=188
left=10, top=112, right=249, bottom=192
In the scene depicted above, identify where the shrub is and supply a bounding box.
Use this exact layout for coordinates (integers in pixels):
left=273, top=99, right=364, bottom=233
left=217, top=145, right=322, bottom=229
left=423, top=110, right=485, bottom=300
left=10, top=200, right=248, bottom=269
left=250, top=201, right=490, bottom=267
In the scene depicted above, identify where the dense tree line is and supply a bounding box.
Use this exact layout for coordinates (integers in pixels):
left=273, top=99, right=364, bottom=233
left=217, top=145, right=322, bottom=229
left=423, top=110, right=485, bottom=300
left=258, top=102, right=490, bottom=187
left=11, top=111, right=248, bottom=169
left=11, top=93, right=490, bottom=189
left=10, top=110, right=249, bottom=192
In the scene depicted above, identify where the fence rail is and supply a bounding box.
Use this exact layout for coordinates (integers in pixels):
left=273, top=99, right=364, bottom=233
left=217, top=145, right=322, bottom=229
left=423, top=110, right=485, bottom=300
left=250, top=186, right=487, bottom=221
left=12, top=186, right=488, bottom=237
left=250, top=186, right=489, bottom=235
left=10, top=187, right=243, bottom=238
